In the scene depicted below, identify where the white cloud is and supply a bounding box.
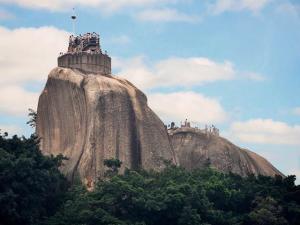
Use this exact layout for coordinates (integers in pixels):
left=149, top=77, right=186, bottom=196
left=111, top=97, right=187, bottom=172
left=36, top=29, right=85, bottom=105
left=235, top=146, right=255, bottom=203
left=0, top=26, right=69, bottom=85
left=0, top=0, right=176, bottom=12
left=114, top=56, right=155, bottom=89
left=0, top=124, right=24, bottom=136
left=0, top=85, right=39, bottom=116
left=0, top=26, right=69, bottom=117
left=155, top=57, right=235, bottom=85
left=136, top=8, right=200, bottom=22
left=115, top=56, right=236, bottom=90
left=293, top=107, right=300, bottom=116
left=148, top=92, right=227, bottom=125
left=210, top=0, right=272, bottom=14
left=228, top=119, right=300, bottom=146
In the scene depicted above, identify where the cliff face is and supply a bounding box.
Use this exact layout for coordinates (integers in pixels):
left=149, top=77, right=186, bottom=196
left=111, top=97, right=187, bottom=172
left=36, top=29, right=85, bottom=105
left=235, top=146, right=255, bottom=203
left=169, top=128, right=283, bottom=177
left=37, top=67, right=283, bottom=185
left=36, top=67, right=175, bottom=186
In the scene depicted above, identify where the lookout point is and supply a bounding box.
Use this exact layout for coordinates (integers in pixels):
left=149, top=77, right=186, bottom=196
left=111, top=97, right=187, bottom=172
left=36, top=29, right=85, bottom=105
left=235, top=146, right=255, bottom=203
left=58, top=32, right=111, bottom=75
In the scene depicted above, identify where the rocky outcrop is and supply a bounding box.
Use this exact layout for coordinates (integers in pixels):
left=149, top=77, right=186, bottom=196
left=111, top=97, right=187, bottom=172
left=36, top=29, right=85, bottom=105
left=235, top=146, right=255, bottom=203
left=36, top=67, right=175, bottom=187
left=37, top=67, right=283, bottom=185
left=169, top=127, right=283, bottom=177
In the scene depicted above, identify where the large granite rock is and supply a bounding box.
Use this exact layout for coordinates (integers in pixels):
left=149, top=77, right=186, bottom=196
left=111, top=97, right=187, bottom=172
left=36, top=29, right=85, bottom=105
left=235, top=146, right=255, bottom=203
left=36, top=67, right=175, bottom=187
left=37, top=67, right=283, bottom=186
left=169, top=127, right=283, bottom=177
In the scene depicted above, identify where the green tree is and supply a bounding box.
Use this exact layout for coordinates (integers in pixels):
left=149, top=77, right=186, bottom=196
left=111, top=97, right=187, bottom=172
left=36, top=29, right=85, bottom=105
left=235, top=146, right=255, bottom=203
left=39, top=158, right=300, bottom=225
left=26, top=108, right=37, bottom=128
left=248, top=197, right=288, bottom=225
left=104, top=158, right=122, bottom=177
left=0, top=133, right=68, bottom=225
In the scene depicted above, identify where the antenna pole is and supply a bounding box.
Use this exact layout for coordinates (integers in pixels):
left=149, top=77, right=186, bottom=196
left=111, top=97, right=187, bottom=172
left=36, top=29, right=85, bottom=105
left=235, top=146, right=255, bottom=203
left=71, top=8, right=76, bottom=35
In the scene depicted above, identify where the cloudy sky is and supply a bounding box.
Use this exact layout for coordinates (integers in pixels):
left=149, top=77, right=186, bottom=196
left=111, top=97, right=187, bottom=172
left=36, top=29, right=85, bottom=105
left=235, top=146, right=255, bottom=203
left=0, top=0, right=299, bottom=181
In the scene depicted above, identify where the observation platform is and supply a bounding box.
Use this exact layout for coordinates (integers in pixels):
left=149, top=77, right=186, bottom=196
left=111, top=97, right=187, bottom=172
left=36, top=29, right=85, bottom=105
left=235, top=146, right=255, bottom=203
left=58, top=32, right=111, bottom=75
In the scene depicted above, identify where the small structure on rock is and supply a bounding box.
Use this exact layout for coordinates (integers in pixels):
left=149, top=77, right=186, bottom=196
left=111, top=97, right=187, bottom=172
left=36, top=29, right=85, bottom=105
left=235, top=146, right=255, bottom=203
left=168, top=120, right=219, bottom=137
left=181, top=119, right=191, bottom=128
left=58, top=32, right=111, bottom=75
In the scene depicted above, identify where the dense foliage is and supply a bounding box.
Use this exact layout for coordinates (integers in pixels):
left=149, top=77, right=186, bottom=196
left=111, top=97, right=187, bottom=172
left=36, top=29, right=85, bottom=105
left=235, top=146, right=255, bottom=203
left=0, top=133, right=68, bottom=225
left=0, top=127, right=299, bottom=225
left=44, top=161, right=300, bottom=225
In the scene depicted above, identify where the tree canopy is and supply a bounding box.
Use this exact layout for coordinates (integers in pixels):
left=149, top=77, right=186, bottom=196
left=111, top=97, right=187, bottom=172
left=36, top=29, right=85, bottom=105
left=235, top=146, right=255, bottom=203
left=0, top=133, right=68, bottom=225
left=0, top=129, right=299, bottom=225
left=45, top=164, right=300, bottom=225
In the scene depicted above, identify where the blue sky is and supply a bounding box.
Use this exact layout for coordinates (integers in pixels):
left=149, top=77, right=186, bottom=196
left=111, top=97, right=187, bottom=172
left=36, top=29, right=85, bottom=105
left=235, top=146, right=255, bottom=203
left=0, top=0, right=299, bottom=182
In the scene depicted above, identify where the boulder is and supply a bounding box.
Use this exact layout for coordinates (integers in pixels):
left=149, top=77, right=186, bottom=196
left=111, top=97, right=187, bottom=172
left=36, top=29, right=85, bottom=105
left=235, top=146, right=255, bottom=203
left=36, top=67, right=176, bottom=187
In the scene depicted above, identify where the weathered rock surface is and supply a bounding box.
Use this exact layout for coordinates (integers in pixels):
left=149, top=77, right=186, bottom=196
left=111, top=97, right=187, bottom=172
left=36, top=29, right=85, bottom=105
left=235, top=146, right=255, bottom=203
left=36, top=67, right=175, bottom=186
left=169, top=127, right=283, bottom=177
left=37, top=67, right=283, bottom=185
